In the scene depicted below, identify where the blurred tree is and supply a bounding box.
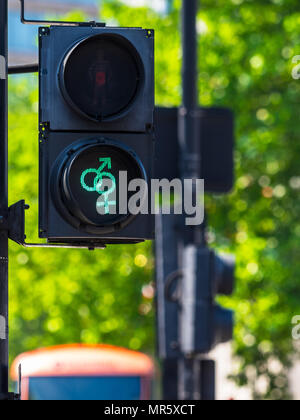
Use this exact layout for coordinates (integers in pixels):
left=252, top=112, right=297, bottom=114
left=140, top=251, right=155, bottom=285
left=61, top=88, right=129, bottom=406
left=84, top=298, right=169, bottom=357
left=8, top=0, right=300, bottom=400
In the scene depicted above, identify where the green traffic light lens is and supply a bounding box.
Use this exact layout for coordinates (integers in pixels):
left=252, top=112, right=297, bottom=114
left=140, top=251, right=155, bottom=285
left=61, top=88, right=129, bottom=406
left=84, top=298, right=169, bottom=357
left=51, top=138, right=147, bottom=234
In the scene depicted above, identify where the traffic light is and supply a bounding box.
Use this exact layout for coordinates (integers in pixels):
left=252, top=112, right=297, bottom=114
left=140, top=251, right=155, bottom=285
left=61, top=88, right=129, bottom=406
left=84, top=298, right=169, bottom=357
left=39, top=25, right=154, bottom=245
left=180, top=247, right=235, bottom=354
left=154, top=107, right=234, bottom=193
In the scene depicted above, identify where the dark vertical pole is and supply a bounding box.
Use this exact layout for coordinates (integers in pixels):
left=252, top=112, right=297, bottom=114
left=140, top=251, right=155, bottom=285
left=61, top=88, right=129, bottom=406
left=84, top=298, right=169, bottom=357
left=162, top=359, right=178, bottom=400
left=155, top=209, right=181, bottom=400
left=0, top=0, right=9, bottom=398
left=200, top=360, right=216, bottom=401
left=180, top=0, right=200, bottom=181
left=178, top=0, right=200, bottom=400
left=182, top=0, right=198, bottom=112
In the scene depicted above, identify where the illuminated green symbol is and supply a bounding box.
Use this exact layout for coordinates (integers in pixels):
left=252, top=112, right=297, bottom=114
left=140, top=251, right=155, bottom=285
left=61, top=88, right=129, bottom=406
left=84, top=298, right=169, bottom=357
left=81, top=158, right=117, bottom=215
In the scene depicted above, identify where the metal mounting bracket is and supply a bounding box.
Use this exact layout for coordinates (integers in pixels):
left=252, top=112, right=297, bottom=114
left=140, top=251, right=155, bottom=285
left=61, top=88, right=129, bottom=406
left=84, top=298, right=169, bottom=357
left=0, top=365, right=21, bottom=401
left=0, top=392, right=21, bottom=401
left=6, top=200, right=106, bottom=250
left=8, top=1, right=107, bottom=75
left=19, top=0, right=106, bottom=27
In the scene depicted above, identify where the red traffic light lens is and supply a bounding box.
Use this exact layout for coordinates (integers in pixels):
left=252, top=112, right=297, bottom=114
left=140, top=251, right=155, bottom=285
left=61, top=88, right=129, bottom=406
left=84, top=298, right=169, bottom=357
left=96, top=71, right=106, bottom=87
left=60, top=34, right=143, bottom=122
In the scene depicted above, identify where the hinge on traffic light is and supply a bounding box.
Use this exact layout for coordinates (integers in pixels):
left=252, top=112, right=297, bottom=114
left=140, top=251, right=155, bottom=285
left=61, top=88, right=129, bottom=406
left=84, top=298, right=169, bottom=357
left=39, top=122, right=50, bottom=142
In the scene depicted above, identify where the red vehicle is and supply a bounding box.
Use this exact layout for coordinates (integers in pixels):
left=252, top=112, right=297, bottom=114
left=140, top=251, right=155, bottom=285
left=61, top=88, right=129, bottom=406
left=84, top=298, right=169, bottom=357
left=11, top=344, right=154, bottom=401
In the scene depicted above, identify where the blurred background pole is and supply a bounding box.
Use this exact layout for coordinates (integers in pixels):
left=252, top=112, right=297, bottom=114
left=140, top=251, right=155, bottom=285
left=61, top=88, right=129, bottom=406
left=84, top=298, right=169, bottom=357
left=178, top=0, right=201, bottom=400
left=0, top=0, right=9, bottom=398
left=180, top=0, right=200, bottom=180
left=182, top=0, right=198, bottom=119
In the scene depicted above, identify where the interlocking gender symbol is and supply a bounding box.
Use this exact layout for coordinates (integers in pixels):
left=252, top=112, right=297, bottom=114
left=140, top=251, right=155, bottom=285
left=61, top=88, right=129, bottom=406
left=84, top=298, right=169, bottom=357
left=81, top=158, right=117, bottom=215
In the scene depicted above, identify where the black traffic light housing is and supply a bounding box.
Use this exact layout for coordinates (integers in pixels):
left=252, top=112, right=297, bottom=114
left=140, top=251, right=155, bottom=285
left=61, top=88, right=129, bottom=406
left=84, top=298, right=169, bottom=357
left=195, top=248, right=235, bottom=353
left=154, top=107, right=234, bottom=194
left=39, top=25, right=155, bottom=245
left=40, top=131, right=154, bottom=243
left=39, top=26, right=154, bottom=132
left=181, top=247, right=235, bottom=354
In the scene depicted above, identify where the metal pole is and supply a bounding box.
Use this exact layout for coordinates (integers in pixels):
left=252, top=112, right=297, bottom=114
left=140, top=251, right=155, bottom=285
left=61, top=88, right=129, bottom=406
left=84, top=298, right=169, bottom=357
left=182, top=0, right=198, bottom=111
left=180, top=0, right=200, bottom=181
left=178, top=0, right=200, bottom=400
left=155, top=210, right=181, bottom=400
left=0, top=0, right=9, bottom=398
left=8, top=63, right=39, bottom=75
left=200, top=360, right=216, bottom=401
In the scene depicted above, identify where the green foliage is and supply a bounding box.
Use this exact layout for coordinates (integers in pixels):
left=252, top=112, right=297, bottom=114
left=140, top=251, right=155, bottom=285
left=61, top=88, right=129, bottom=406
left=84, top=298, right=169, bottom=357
left=8, top=0, right=300, bottom=400
left=198, top=0, right=300, bottom=400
